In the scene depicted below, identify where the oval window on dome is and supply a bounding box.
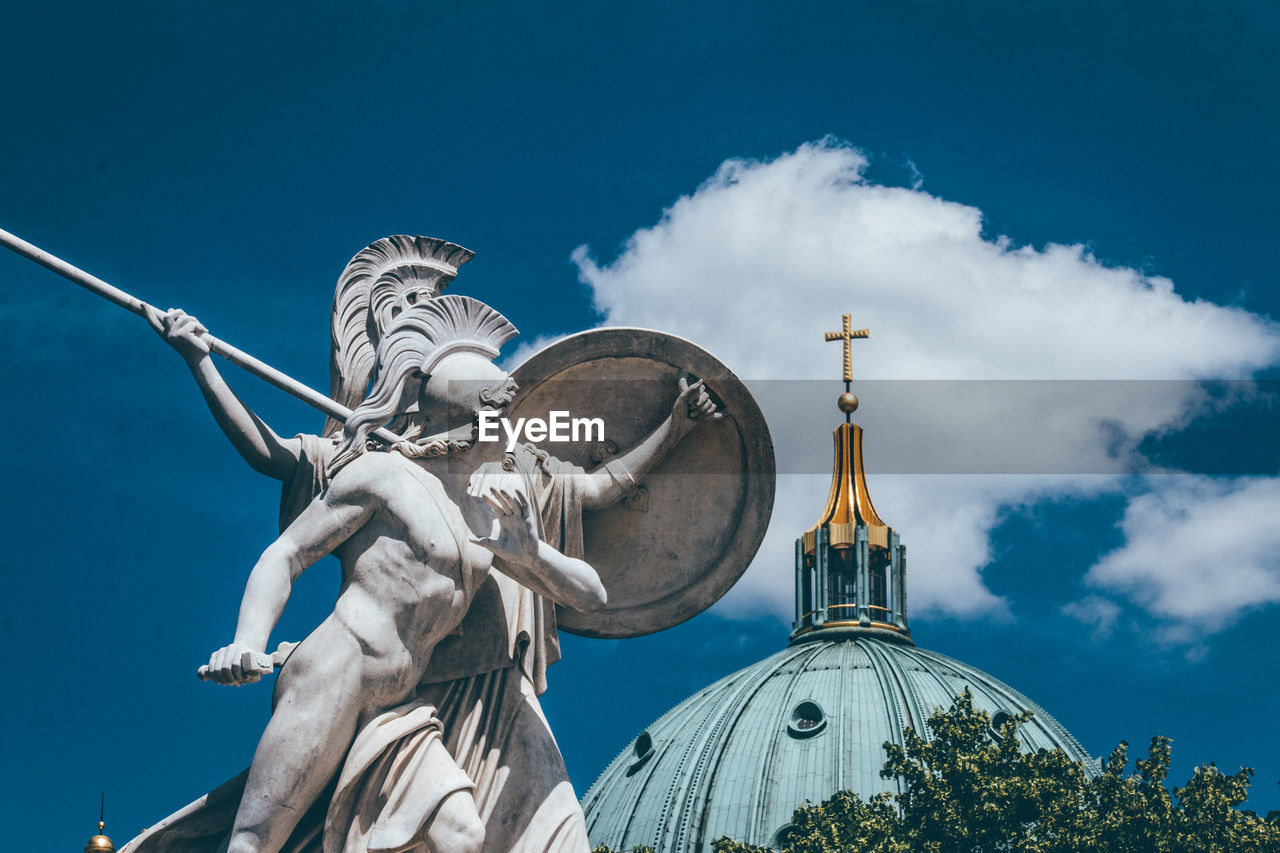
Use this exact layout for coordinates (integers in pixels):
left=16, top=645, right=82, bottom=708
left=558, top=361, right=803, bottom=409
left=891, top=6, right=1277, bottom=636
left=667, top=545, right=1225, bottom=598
left=787, top=700, right=827, bottom=739
left=626, top=730, right=655, bottom=775
left=772, top=823, right=795, bottom=849
left=989, top=709, right=1014, bottom=741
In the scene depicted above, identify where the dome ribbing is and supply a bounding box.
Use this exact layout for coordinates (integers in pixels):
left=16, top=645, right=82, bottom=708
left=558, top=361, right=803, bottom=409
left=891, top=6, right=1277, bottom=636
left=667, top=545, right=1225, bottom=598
left=582, top=637, right=1097, bottom=851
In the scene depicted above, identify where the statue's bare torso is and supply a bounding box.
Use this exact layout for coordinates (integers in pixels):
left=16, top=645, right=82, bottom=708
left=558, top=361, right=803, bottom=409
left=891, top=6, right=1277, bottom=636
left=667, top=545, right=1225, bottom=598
left=204, top=447, right=519, bottom=853
left=280, top=451, right=498, bottom=715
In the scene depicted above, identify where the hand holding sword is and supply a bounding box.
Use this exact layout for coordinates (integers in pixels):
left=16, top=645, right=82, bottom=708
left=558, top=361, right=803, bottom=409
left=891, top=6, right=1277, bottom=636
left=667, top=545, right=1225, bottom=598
left=197, top=641, right=299, bottom=685
left=0, top=227, right=435, bottom=691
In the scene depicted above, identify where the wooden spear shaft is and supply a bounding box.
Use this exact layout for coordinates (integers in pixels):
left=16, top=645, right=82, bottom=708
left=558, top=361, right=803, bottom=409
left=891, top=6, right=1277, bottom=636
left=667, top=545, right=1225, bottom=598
left=0, top=226, right=402, bottom=444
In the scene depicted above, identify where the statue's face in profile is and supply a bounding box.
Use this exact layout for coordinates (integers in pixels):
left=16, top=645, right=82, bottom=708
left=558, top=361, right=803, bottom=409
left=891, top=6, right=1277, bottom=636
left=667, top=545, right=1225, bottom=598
left=418, top=353, right=517, bottom=431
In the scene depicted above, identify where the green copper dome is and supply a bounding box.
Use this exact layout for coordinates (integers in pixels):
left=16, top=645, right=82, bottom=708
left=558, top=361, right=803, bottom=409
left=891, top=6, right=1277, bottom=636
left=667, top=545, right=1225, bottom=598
left=581, top=636, right=1098, bottom=852
left=582, top=321, right=1097, bottom=851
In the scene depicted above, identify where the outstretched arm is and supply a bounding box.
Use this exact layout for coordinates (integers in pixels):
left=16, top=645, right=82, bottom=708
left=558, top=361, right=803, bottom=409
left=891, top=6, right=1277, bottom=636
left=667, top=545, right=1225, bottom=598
left=146, top=307, right=303, bottom=481
left=201, top=460, right=378, bottom=684
left=580, top=376, right=721, bottom=510
left=471, top=484, right=607, bottom=613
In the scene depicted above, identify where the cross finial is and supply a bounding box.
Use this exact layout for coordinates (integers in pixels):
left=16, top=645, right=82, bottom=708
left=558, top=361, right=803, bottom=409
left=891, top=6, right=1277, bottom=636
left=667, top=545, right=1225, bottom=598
left=824, top=313, right=870, bottom=384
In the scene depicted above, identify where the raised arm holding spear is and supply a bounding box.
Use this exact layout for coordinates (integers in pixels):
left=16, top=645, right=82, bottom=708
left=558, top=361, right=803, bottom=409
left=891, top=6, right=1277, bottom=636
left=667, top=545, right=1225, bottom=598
left=0, top=225, right=404, bottom=451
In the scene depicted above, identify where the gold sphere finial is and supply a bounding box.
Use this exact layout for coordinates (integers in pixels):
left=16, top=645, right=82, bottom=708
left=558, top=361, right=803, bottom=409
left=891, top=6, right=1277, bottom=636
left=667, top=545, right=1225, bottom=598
left=838, top=392, right=859, bottom=414
left=85, top=799, right=116, bottom=853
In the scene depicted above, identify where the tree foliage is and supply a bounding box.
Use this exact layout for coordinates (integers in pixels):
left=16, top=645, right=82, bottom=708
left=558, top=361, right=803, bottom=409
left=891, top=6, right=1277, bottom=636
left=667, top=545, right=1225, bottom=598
left=703, top=691, right=1280, bottom=853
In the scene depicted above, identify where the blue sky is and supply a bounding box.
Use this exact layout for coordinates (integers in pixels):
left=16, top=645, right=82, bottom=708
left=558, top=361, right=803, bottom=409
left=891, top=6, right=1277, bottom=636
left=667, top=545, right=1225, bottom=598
left=2, top=2, right=1279, bottom=848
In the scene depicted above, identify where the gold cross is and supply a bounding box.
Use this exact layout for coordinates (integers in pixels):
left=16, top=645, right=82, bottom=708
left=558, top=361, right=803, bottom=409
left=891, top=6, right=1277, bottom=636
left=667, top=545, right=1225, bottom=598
left=824, top=313, right=869, bottom=383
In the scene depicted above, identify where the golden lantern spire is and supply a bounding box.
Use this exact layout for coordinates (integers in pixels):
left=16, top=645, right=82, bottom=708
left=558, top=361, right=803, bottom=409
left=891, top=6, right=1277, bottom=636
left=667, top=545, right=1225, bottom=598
left=791, top=311, right=910, bottom=645
left=808, top=310, right=887, bottom=545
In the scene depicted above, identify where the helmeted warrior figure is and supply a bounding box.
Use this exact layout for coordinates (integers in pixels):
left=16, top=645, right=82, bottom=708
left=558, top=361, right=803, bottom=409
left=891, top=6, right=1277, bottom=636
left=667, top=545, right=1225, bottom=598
left=203, top=294, right=608, bottom=853
left=132, top=237, right=721, bottom=853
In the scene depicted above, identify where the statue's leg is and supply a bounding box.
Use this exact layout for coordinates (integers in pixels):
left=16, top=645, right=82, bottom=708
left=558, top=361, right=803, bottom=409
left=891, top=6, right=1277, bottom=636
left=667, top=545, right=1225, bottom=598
left=226, top=636, right=365, bottom=853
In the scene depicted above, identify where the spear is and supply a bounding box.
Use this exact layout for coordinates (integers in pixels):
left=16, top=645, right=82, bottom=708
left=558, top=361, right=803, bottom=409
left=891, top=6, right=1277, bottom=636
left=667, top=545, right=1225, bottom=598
left=0, top=226, right=401, bottom=444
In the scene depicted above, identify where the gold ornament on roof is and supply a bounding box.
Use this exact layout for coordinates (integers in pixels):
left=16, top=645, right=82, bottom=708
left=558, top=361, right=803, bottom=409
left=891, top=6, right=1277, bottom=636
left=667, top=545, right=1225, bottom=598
left=805, top=311, right=890, bottom=551
left=84, top=822, right=115, bottom=853
left=791, top=310, right=909, bottom=643
left=83, top=795, right=116, bottom=853
left=823, top=312, right=869, bottom=384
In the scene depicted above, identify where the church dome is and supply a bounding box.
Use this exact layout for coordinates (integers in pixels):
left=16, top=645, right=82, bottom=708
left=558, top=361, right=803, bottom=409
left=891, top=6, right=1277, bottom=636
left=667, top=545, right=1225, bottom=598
left=581, top=636, right=1097, bottom=851
left=581, top=314, right=1098, bottom=852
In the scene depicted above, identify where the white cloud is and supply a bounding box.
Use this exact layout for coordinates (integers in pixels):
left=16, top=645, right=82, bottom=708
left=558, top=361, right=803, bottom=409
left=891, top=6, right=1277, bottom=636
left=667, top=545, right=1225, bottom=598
left=1061, top=596, right=1122, bottom=642
left=1083, top=476, right=1280, bottom=639
left=574, top=140, right=1276, bottom=382
left=562, top=139, right=1280, bottom=626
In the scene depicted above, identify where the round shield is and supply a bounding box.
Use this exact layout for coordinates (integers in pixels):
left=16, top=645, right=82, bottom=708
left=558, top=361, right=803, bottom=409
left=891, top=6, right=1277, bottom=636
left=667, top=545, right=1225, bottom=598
left=509, top=327, right=775, bottom=638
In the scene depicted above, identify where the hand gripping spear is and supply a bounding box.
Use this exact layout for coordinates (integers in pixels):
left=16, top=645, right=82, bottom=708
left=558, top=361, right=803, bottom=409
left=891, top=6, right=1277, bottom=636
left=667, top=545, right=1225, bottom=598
left=0, top=227, right=402, bottom=445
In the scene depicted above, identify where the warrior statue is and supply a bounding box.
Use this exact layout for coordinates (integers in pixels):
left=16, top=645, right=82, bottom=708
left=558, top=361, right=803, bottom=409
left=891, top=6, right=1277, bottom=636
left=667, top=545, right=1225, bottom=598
left=0, top=227, right=772, bottom=853
left=202, top=293, right=618, bottom=853
left=136, top=237, right=720, bottom=853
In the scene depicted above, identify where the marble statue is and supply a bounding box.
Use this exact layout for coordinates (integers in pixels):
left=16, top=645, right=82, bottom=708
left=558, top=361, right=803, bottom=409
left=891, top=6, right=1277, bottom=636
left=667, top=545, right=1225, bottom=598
left=195, top=293, right=620, bottom=853
left=128, top=238, right=722, bottom=853
left=0, top=228, right=770, bottom=853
